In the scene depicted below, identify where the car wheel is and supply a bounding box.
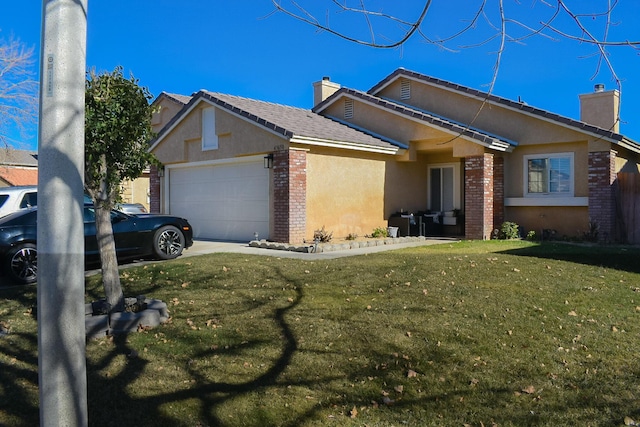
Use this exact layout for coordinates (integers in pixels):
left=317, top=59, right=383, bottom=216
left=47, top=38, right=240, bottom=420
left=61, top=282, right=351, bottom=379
left=6, top=243, right=37, bottom=285
left=153, top=225, right=185, bottom=260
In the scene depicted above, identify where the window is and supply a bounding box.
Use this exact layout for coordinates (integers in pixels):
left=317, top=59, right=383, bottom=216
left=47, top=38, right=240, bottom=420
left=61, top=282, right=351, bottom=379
left=524, top=153, right=573, bottom=196
left=202, top=107, right=218, bottom=150
left=19, top=192, right=37, bottom=209
left=428, top=164, right=460, bottom=212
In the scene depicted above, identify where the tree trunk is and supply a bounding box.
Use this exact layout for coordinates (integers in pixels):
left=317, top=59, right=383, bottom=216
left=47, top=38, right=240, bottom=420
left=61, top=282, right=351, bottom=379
left=94, top=204, right=124, bottom=312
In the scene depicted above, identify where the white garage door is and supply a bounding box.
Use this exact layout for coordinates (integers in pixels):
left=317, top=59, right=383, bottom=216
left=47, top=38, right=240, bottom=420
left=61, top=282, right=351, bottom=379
left=167, top=160, right=269, bottom=241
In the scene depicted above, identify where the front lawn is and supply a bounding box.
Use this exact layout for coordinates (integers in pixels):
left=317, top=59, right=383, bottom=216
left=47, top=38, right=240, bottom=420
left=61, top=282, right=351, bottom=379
left=1, top=240, right=640, bottom=426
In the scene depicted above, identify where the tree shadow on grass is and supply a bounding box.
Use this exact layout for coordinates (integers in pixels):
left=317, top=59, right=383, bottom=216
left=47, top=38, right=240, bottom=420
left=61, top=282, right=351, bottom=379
left=497, top=242, right=640, bottom=274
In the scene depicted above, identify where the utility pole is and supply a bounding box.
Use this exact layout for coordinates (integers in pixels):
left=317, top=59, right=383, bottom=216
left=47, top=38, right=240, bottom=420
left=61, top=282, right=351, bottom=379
left=37, top=0, right=88, bottom=426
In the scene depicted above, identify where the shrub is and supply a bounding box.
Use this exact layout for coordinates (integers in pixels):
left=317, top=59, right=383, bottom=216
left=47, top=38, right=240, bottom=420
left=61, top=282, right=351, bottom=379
left=583, top=220, right=599, bottom=242
left=345, top=233, right=359, bottom=241
left=371, top=227, right=388, bottom=238
left=313, top=226, right=333, bottom=243
left=495, top=221, right=520, bottom=240
left=526, top=230, right=537, bottom=241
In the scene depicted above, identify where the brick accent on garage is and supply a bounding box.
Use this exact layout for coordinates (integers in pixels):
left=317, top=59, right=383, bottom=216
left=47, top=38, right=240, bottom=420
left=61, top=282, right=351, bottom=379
left=464, top=154, right=494, bottom=240
left=588, top=150, right=616, bottom=242
left=272, top=150, right=307, bottom=243
left=149, top=164, right=160, bottom=214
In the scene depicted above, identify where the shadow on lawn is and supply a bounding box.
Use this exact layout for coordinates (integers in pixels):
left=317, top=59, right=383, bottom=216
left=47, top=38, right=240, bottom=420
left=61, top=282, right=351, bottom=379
left=498, top=242, right=640, bottom=274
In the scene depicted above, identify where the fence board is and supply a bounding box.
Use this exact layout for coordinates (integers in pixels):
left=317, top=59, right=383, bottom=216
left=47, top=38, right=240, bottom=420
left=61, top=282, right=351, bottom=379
left=617, top=173, right=640, bottom=244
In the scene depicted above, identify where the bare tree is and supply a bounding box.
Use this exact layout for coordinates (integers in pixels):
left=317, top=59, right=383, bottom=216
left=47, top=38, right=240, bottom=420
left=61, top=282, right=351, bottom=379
left=270, top=0, right=640, bottom=126
left=0, top=35, right=38, bottom=147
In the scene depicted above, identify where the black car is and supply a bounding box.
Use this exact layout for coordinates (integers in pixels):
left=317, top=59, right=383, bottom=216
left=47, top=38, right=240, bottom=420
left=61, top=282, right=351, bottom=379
left=0, top=205, right=194, bottom=284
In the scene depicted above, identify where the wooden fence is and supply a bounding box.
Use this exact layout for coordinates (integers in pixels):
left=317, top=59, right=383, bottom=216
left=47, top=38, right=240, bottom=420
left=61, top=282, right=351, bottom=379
left=617, top=173, right=640, bottom=244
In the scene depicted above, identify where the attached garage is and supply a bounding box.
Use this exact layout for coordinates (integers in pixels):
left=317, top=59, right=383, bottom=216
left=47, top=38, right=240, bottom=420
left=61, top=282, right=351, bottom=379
left=165, top=157, right=269, bottom=241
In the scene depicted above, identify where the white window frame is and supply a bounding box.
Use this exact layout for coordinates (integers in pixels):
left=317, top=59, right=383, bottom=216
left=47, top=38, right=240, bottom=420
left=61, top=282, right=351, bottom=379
left=427, top=163, right=461, bottom=213
left=202, top=107, right=218, bottom=151
left=523, top=152, right=574, bottom=197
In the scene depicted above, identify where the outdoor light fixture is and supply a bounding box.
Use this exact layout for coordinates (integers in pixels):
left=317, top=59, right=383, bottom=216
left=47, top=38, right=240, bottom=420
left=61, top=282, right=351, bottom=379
left=263, top=153, right=274, bottom=169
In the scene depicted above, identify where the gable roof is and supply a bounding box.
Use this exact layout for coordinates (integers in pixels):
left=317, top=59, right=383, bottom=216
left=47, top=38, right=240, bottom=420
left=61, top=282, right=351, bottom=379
left=314, top=87, right=516, bottom=152
left=369, top=68, right=640, bottom=151
left=150, top=90, right=404, bottom=154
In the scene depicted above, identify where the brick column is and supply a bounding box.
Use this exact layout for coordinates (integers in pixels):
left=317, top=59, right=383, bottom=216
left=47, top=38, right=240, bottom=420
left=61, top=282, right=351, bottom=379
left=588, top=150, right=616, bottom=241
left=464, top=154, right=494, bottom=240
left=149, top=164, right=161, bottom=214
left=493, top=156, right=504, bottom=229
left=272, top=150, right=307, bottom=243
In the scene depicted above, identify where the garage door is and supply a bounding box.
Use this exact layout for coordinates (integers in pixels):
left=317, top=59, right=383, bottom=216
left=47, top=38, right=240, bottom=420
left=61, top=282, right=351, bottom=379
left=167, top=160, right=269, bottom=241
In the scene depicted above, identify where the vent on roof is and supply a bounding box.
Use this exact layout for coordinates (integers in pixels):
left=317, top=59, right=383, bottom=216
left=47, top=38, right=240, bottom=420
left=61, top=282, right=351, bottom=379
left=344, top=99, right=354, bottom=119
left=400, top=79, right=411, bottom=100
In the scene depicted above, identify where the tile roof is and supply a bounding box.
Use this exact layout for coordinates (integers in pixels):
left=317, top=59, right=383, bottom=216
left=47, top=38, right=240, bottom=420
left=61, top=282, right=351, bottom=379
left=370, top=68, right=637, bottom=145
left=314, top=87, right=516, bottom=151
left=152, top=91, right=403, bottom=153
left=0, top=167, right=38, bottom=186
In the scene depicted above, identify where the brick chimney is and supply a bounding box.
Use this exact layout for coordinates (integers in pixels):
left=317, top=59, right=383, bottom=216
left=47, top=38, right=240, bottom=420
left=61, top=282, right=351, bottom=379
left=313, top=76, right=340, bottom=106
left=579, top=84, right=620, bottom=133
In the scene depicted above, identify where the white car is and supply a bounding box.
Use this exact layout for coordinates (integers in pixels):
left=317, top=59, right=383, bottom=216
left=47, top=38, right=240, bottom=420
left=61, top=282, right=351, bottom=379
left=0, top=186, right=38, bottom=218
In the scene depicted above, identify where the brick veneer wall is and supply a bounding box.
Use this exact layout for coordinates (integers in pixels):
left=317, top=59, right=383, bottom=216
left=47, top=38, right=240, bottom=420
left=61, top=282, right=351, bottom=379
left=149, top=164, right=160, bottom=214
left=588, top=150, right=616, bottom=242
left=465, top=154, right=494, bottom=240
left=493, top=156, right=504, bottom=229
left=272, top=150, right=307, bottom=243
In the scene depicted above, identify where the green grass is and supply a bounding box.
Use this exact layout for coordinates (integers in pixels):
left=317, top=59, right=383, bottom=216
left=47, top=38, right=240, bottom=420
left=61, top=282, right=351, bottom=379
left=2, top=240, right=640, bottom=426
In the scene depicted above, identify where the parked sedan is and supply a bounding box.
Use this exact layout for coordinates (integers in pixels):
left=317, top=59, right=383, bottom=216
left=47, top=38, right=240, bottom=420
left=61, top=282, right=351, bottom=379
left=0, top=205, right=193, bottom=284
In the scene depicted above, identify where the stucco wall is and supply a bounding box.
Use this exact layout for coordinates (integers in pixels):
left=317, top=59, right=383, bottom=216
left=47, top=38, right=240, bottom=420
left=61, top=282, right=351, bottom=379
left=377, top=79, right=591, bottom=146
left=153, top=104, right=287, bottom=165
left=306, top=150, right=387, bottom=239
left=506, top=206, right=589, bottom=238
left=304, top=149, right=448, bottom=240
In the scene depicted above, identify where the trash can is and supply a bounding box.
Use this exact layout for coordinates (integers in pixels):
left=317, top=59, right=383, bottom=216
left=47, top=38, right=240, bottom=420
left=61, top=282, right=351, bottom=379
left=387, top=226, right=399, bottom=238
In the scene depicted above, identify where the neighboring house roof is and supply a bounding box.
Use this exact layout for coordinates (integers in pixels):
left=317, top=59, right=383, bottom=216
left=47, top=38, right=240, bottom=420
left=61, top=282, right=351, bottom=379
left=161, top=92, right=193, bottom=105
left=0, top=149, right=38, bottom=185
left=369, top=68, right=640, bottom=151
left=0, top=167, right=38, bottom=186
left=0, top=149, right=38, bottom=167
left=314, top=87, right=517, bottom=152
left=151, top=91, right=404, bottom=154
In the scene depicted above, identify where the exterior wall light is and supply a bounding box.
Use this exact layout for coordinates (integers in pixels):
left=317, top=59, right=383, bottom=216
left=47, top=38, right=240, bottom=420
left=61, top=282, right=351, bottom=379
left=264, top=153, right=274, bottom=169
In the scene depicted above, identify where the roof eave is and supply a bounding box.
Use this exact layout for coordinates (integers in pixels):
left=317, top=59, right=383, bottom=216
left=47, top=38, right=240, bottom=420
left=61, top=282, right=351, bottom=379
left=290, top=136, right=400, bottom=155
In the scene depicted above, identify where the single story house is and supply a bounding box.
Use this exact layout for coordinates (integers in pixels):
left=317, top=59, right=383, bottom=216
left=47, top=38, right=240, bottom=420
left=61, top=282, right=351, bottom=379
left=148, top=68, right=640, bottom=243
left=0, top=149, right=39, bottom=187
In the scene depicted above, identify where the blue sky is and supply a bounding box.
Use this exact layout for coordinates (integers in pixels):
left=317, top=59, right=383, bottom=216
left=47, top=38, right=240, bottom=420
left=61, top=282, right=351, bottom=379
left=2, top=0, right=640, bottom=150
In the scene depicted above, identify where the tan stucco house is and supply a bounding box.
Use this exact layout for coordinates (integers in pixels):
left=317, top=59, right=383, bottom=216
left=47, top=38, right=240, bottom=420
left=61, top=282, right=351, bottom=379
left=149, top=68, right=640, bottom=243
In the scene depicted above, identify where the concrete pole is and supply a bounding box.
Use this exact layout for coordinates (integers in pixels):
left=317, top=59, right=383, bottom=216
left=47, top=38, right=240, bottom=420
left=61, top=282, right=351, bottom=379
left=37, top=0, right=88, bottom=426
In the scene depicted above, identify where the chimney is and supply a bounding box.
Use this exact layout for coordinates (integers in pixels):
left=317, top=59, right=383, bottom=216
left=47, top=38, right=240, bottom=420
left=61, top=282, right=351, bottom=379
left=579, top=84, right=620, bottom=133
left=313, top=76, right=340, bottom=106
